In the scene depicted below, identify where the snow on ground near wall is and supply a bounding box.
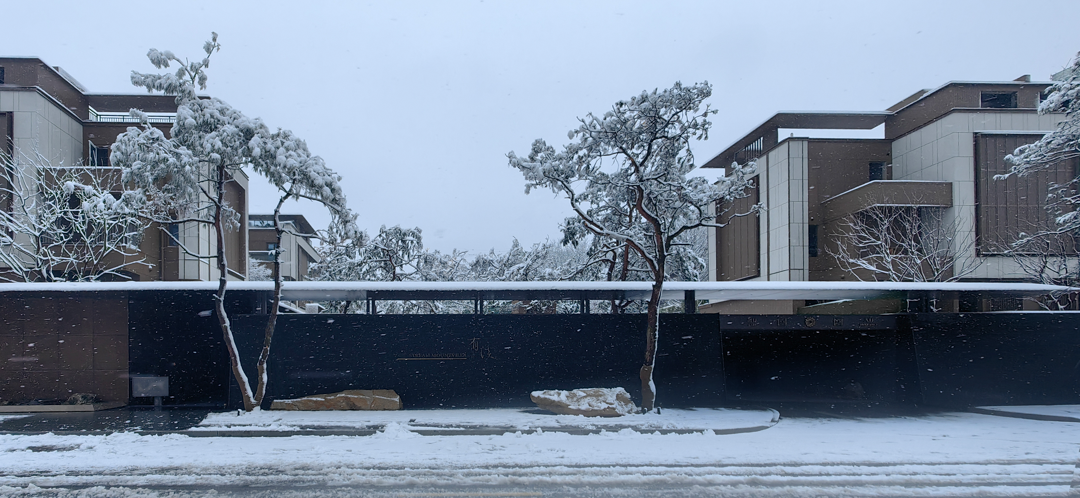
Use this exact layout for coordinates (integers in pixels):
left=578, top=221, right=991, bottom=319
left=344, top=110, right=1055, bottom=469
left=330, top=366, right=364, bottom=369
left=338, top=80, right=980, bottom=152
left=194, top=407, right=775, bottom=431
left=0, top=412, right=1075, bottom=492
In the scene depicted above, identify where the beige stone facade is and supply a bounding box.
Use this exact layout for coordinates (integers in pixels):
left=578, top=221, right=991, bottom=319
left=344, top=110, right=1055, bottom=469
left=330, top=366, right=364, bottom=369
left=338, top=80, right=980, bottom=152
left=704, top=78, right=1076, bottom=313
left=0, top=57, right=249, bottom=282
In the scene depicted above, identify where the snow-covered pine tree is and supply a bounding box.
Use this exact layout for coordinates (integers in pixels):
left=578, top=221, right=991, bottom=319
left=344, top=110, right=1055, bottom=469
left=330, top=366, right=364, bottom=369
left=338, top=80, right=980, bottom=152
left=113, top=33, right=340, bottom=411
left=508, top=82, right=755, bottom=411
left=365, top=225, right=425, bottom=282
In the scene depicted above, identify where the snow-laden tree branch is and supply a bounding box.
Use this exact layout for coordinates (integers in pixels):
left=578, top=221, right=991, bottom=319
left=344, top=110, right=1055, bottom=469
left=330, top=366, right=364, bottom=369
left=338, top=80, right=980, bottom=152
left=0, top=145, right=150, bottom=282
left=1004, top=221, right=1080, bottom=308
left=248, top=128, right=353, bottom=409
left=508, top=81, right=755, bottom=411
left=826, top=206, right=979, bottom=286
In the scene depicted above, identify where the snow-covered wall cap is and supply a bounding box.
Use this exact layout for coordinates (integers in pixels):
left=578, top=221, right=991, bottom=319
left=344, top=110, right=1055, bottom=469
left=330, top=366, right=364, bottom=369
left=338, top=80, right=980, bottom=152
left=0, top=280, right=1072, bottom=302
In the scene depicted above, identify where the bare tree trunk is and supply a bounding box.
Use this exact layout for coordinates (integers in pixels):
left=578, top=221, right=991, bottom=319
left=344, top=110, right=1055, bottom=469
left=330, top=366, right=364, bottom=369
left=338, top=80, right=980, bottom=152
left=254, top=195, right=289, bottom=407
left=640, top=276, right=663, bottom=411
left=213, top=164, right=255, bottom=412
left=604, top=251, right=618, bottom=314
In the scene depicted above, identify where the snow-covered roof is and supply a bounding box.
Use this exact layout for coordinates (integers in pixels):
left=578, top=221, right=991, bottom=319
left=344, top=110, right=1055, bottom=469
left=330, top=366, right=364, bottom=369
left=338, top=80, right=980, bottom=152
left=0, top=280, right=1071, bottom=302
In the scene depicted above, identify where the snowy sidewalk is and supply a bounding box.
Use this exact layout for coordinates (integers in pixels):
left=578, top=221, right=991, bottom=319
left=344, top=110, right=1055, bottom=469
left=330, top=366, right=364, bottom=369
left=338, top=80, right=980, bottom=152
left=188, top=407, right=780, bottom=436
left=0, top=409, right=1077, bottom=496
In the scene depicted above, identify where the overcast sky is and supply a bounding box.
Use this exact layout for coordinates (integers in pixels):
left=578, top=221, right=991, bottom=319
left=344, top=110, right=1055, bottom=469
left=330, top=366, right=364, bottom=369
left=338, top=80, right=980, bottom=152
left=5, top=1, right=1078, bottom=254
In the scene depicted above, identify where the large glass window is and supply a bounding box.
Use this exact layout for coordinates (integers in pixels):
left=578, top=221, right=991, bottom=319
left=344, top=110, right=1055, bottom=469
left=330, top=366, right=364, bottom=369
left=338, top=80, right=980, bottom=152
left=980, top=92, right=1018, bottom=109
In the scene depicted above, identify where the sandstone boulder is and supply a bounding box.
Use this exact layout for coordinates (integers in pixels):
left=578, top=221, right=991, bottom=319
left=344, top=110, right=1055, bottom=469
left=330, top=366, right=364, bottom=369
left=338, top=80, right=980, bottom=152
left=270, top=389, right=402, bottom=411
left=530, top=387, right=637, bottom=417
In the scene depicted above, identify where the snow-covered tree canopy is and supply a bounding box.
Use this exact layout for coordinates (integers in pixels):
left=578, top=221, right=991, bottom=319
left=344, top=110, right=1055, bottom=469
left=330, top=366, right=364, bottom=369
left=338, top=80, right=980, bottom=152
left=508, top=81, right=755, bottom=411
left=113, top=33, right=262, bottom=231
left=508, top=81, right=754, bottom=277
left=251, top=128, right=350, bottom=224
left=110, top=33, right=355, bottom=413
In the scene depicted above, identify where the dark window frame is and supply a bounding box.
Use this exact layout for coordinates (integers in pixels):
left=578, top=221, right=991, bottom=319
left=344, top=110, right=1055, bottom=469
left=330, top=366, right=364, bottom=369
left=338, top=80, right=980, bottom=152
left=868, top=161, right=886, bottom=181
left=981, top=92, right=1018, bottom=109
left=90, top=145, right=110, bottom=167
left=167, top=223, right=180, bottom=247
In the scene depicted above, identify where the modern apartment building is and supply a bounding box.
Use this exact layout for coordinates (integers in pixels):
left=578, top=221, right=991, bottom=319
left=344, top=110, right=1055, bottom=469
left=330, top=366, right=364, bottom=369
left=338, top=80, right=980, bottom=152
left=0, top=57, right=248, bottom=282
left=248, top=214, right=321, bottom=281
left=704, top=76, right=1075, bottom=313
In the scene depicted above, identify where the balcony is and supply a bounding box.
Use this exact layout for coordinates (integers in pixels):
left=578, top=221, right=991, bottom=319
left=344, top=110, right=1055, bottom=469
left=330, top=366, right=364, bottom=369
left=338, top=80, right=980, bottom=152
left=821, top=180, right=952, bottom=222
left=88, top=108, right=175, bottom=124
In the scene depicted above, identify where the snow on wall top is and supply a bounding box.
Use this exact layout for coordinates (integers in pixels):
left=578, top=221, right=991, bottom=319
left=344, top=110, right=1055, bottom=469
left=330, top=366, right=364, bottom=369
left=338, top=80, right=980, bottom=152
left=0, top=280, right=1072, bottom=302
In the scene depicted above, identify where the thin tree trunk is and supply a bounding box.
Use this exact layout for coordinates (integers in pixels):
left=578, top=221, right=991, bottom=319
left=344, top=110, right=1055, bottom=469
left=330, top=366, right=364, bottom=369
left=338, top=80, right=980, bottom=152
left=213, top=164, right=255, bottom=412
left=254, top=195, right=289, bottom=407
left=605, top=251, right=618, bottom=314
left=640, top=275, right=662, bottom=411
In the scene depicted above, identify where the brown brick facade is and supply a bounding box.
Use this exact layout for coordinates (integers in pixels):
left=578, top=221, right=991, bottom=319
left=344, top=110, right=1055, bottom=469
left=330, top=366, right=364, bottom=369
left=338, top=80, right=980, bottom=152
left=0, top=293, right=129, bottom=403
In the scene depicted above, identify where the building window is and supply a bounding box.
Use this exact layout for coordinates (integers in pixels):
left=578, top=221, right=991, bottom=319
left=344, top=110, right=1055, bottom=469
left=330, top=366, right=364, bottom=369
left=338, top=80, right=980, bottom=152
left=90, top=145, right=110, bottom=166
left=267, top=243, right=277, bottom=251
left=868, top=162, right=886, bottom=181
left=808, top=224, right=819, bottom=257
left=981, top=92, right=1017, bottom=109
left=0, top=67, right=5, bottom=84
left=167, top=223, right=180, bottom=246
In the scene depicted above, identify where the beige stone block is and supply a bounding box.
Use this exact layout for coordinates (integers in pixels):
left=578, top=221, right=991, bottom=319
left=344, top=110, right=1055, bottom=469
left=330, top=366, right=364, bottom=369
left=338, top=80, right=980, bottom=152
left=531, top=388, right=637, bottom=417
left=271, top=390, right=402, bottom=411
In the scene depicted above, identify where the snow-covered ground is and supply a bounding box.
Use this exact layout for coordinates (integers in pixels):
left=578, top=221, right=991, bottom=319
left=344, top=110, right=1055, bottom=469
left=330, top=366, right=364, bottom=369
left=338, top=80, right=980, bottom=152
left=0, top=410, right=1076, bottom=496
left=194, top=407, right=779, bottom=434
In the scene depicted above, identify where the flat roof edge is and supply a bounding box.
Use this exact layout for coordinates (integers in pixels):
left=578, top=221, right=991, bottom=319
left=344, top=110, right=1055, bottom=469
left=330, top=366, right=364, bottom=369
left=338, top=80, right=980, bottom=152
left=705, top=111, right=891, bottom=169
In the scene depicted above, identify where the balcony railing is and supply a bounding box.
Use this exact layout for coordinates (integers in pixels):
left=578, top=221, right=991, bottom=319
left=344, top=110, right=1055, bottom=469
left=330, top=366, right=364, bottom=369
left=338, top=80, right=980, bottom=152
left=88, top=108, right=176, bottom=124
